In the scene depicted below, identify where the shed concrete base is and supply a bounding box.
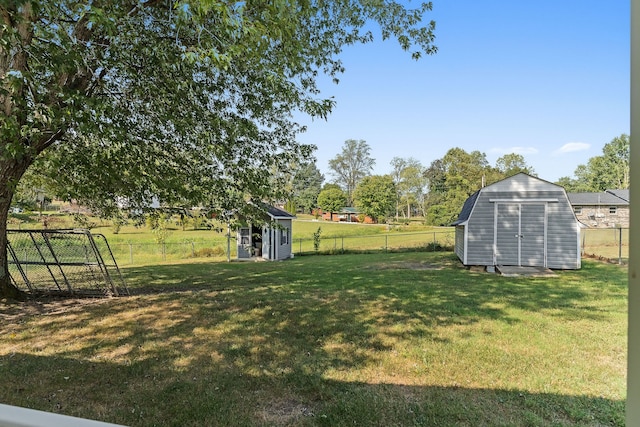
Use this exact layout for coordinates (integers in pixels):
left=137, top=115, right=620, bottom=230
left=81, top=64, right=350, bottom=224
left=496, top=265, right=556, bottom=277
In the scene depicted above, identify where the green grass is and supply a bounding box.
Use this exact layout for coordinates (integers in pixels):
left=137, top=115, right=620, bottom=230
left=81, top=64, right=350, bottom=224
left=0, top=252, right=626, bottom=426
left=67, top=217, right=454, bottom=265
left=582, top=228, right=629, bottom=262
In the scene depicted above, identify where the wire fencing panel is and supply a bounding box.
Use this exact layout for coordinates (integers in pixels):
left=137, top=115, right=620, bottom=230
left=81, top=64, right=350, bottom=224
left=108, top=241, right=233, bottom=265
left=103, top=231, right=455, bottom=265
left=7, top=229, right=128, bottom=296
left=295, top=230, right=455, bottom=256
left=581, top=227, right=629, bottom=263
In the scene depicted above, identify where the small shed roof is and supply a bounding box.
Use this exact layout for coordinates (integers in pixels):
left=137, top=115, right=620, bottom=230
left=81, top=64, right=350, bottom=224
left=266, top=205, right=296, bottom=219
left=452, top=190, right=480, bottom=225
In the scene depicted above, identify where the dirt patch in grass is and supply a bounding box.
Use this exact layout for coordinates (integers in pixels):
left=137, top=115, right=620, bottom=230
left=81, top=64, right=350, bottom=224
left=367, top=257, right=463, bottom=271
left=257, top=398, right=317, bottom=424
left=0, top=296, right=112, bottom=324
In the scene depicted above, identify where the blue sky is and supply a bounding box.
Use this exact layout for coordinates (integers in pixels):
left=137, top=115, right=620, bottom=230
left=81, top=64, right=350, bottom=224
left=297, top=1, right=630, bottom=184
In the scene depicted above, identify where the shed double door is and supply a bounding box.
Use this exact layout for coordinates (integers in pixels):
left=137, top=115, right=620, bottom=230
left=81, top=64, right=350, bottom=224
left=495, top=203, right=546, bottom=267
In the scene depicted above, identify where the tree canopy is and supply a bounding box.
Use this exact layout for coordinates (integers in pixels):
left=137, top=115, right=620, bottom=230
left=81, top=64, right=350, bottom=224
left=390, top=157, right=427, bottom=220
left=328, top=139, right=375, bottom=205
left=317, top=187, right=347, bottom=215
left=292, top=161, right=324, bottom=214
left=0, top=1, right=437, bottom=298
left=556, top=134, right=629, bottom=192
left=353, top=175, right=396, bottom=223
left=424, top=148, right=532, bottom=226
left=495, top=153, right=535, bottom=177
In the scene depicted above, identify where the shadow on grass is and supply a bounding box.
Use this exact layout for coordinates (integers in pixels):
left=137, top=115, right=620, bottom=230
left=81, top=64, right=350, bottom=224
left=0, top=252, right=626, bottom=426
left=0, top=352, right=624, bottom=426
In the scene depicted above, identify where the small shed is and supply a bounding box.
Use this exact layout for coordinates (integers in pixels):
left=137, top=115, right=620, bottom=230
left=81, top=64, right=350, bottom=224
left=453, top=173, right=580, bottom=269
left=237, top=206, right=295, bottom=260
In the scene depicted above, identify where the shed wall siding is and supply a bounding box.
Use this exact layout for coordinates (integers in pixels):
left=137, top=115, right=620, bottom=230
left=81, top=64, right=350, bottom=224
left=276, top=219, right=293, bottom=260
left=546, top=204, right=580, bottom=269
left=454, top=226, right=465, bottom=262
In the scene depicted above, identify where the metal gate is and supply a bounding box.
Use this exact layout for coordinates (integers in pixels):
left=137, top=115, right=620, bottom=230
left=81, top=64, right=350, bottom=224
left=7, top=229, right=128, bottom=297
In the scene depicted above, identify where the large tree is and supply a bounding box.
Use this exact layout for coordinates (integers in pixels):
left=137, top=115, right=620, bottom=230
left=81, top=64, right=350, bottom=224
left=390, top=156, right=426, bottom=220
left=0, top=1, right=437, bottom=298
left=556, top=134, right=630, bottom=192
left=353, top=175, right=396, bottom=223
left=292, top=161, right=324, bottom=214
left=495, top=153, right=535, bottom=177
left=425, top=148, right=501, bottom=226
left=328, top=139, right=375, bottom=205
left=317, top=186, right=347, bottom=218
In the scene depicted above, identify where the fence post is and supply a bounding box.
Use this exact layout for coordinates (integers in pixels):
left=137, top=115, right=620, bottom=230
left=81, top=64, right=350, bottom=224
left=299, top=239, right=302, bottom=255
left=334, top=237, right=337, bottom=250
left=341, top=237, right=344, bottom=253
left=385, top=235, right=388, bottom=252
left=619, top=227, right=623, bottom=264
left=192, top=242, right=195, bottom=257
left=129, top=244, right=133, bottom=264
left=433, top=232, right=436, bottom=251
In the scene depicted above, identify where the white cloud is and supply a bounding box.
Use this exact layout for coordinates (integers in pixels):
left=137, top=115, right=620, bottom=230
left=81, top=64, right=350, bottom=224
left=490, top=146, right=539, bottom=155
left=553, top=142, right=590, bottom=155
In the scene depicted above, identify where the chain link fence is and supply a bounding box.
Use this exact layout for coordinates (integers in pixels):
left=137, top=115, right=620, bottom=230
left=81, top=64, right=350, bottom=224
left=581, top=227, right=629, bottom=264
left=289, top=230, right=455, bottom=256
left=104, top=230, right=456, bottom=265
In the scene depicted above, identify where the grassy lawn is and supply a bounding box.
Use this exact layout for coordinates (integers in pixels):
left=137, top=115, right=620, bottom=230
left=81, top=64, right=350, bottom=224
left=79, top=218, right=453, bottom=265
left=0, top=252, right=626, bottom=426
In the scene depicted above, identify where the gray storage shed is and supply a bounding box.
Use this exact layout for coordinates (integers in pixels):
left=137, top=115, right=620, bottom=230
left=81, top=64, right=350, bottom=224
left=237, top=206, right=294, bottom=261
left=452, top=173, right=580, bottom=269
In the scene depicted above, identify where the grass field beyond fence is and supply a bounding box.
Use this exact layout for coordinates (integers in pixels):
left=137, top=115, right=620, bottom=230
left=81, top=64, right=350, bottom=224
left=0, top=252, right=626, bottom=426
left=581, top=227, right=629, bottom=263
left=85, top=220, right=454, bottom=265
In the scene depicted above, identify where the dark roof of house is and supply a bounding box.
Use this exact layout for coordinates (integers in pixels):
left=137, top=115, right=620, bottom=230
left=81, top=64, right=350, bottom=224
left=452, top=190, right=480, bottom=226
left=606, top=189, right=629, bottom=202
left=267, top=205, right=296, bottom=219
left=567, top=191, right=629, bottom=206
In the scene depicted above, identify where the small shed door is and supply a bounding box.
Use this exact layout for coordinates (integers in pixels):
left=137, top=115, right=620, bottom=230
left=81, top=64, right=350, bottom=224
left=495, top=203, right=546, bottom=267
left=262, top=227, right=271, bottom=260
left=237, top=227, right=252, bottom=259
left=520, top=204, right=545, bottom=266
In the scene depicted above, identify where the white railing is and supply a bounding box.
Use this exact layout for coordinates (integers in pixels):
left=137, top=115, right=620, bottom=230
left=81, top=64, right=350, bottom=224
left=0, top=404, right=126, bottom=427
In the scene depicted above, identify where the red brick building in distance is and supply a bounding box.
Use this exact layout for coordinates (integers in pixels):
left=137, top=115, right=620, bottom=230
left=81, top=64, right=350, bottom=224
left=316, top=207, right=375, bottom=224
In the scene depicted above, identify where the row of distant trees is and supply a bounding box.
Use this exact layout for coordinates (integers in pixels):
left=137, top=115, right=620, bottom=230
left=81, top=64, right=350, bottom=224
left=14, top=134, right=629, bottom=227
left=288, top=134, right=630, bottom=226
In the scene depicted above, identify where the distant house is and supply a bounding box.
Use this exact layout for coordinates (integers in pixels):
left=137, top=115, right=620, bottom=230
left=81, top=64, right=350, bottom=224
left=320, top=207, right=375, bottom=224
left=567, top=190, right=629, bottom=228
left=237, top=206, right=295, bottom=260
left=453, top=173, right=581, bottom=270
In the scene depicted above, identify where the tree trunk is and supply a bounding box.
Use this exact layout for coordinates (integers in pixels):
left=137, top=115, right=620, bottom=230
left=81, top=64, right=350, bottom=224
left=0, top=158, right=31, bottom=300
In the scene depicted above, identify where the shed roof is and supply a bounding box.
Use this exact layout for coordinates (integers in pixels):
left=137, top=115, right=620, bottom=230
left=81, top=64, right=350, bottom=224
left=567, top=192, right=629, bottom=206
left=452, top=190, right=479, bottom=226
left=266, top=205, right=296, bottom=219
left=452, top=173, right=567, bottom=226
